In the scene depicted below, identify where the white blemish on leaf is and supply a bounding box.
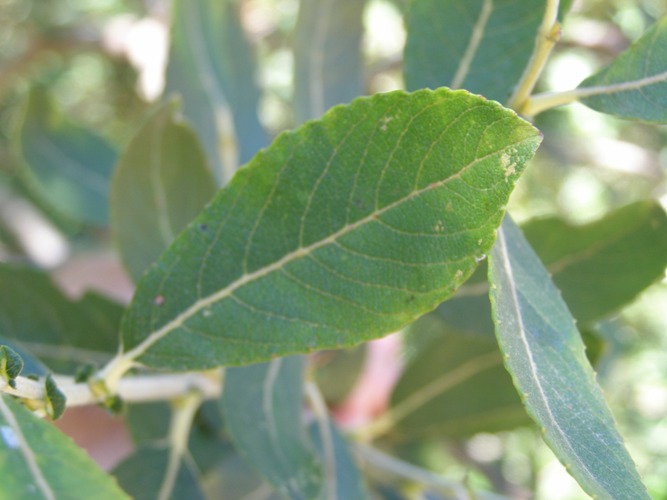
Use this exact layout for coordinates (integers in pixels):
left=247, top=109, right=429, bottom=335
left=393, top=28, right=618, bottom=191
left=455, top=270, right=464, bottom=280
left=1, top=425, right=19, bottom=449
left=380, top=115, right=394, bottom=132
left=434, top=220, right=445, bottom=232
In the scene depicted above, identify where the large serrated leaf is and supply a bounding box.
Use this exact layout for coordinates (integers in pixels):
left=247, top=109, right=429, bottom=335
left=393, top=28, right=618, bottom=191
left=488, top=216, right=649, bottom=499
left=577, top=16, right=667, bottom=122
left=0, top=395, right=129, bottom=499
left=117, top=88, right=540, bottom=370
left=165, top=0, right=267, bottom=184
left=293, top=0, right=367, bottom=123
left=0, top=264, right=122, bottom=374
left=222, top=357, right=322, bottom=499
left=111, top=100, right=216, bottom=282
left=14, top=87, right=116, bottom=226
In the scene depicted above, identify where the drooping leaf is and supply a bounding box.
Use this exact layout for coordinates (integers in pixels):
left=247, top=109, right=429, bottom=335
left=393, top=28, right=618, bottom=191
left=0, top=345, right=23, bottom=388
left=390, top=315, right=528, bottom=438
left=14, top=87, right=116, bottom=225
left=119, top=88, right=540, bottom=370
left=113, top=445, right=205, bottom=500
left=202, top=453, right=280, bottom=500
left=0, top=263, right=123, bottom=373
left=0, top=395, right=129, bottom=499
left=165, top=0, right=267, bottom=184
left=308, top=419, right=367, bottom=499
left=44, top=374, right=66, bottom=420
left=111, top=100, right=217, bottom=282
left=577, top=16, right=667, bottom=122
left=222, top=357, right=322, bottom=499
left=522, top=200, right=667, bottom=323
left=488, top=216, right=649, bottom=499
left=293, top=0, right=367, bottom=123
left=404, top=0, right=544, bottom=101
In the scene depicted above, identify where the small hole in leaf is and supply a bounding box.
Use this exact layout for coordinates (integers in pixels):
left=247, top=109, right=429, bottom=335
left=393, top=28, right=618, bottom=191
left=153, top=295, right=165, bottom=306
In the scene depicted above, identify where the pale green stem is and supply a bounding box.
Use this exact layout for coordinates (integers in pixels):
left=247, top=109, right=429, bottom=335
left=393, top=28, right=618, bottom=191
left=305, top=380, right=337, bottom=500
left=507, top=0, right=561, bottom=112
left=522, top=68, right=667, bottom=116
left=158, top=391, right=204, bottom=500
left=1, top=371, right=221, bottom=409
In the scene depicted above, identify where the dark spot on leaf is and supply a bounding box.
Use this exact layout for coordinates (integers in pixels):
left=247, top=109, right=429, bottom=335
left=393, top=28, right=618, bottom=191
left=199, top=223, right=208, bottom=231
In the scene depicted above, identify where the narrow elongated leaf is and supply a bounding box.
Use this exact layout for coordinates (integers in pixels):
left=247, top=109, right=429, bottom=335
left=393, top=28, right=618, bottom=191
left=222, top=357, right=322, bottom=499
left=308, top=419, right=367, bottom=499
left=165, top=0, right=267, bottom=184
left=488, top=216, right=648, bottom=499
left=577, top=16, right=667, bottom=122
left=441, top=200, right=667, bottom=328
left=119, top=88, right=540, bottom=370
left=294, top=0, right=367, bottom=123
left=0, top=395, right=128, bottom=499
left=14, top=87, right=116, bottom=225
left=404, top=0, right=544, bottom=101
left=390, top=317, right=528, bottom=438
left=522, top=200, right=667, bottom=323
left=111, top=100, right=216, bottom=282
left=0, top=264, right=122, bottom=373
left=113, top=445, right=205, bottom=500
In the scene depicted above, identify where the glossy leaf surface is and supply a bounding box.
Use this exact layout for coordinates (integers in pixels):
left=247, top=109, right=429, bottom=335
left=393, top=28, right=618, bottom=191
left=111, top=100, right=216, bottom=281
left=14, top=88, right=116, bottom=225
left=0, top=264, right=122, bottom=373
left=578, top=16, right=667, bottom=122
left=120, top=89, right=540, bottom=370
left=294, top=0, right=367, bottom=123
left=0, top=395, right=128, bottom=499
left=165, top=0, right=266, bottom=183
left=488, top=216, right=648, bottom=499
left=222, top=357, right=322, bottom=499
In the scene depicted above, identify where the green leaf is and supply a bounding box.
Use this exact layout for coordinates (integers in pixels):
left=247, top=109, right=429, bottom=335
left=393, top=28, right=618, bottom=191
left=522, top=200, right=667, bottom=323
left=119, top=88, right=540, bottom=370
left=404, top=0, right=545, bottom=101
left=221, top=357, right=322, bottom=499
left=0, top=395, right=129, bottom=499
left=111, top=100, right=217, bottom=282
left=0, top=345, right=23, bottom=388
left=293, top=0, right=367, bottom=123
left=113, top=445, right=205, bottom=500
left=488, top=216, right=649, bottom=499
left=0, top=263, right=123, bottom=373
left=314, top=346, right=366, bottom=406
left=390, top=316, right=528, bottom=438
left=202, top=453, right=280, bottom=500
left=14, top=87, right=116, bottom=225
left=308, top=420, right=367, bottom=499
left=44, top=374, right=65, bottom=420
left=165, top=0, right=267, bottom=184
left=577, top=16, right=667, bottom=122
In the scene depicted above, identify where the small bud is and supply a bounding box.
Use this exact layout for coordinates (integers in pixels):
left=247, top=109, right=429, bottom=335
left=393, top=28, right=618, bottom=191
left=0, top=345, right=24, bottom=388
left=45, top=374, right=66, bottom=420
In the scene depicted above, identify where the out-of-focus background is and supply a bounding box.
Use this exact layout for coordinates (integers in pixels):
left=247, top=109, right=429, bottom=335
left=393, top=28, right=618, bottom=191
left=1, top=1, right=666, bottom=498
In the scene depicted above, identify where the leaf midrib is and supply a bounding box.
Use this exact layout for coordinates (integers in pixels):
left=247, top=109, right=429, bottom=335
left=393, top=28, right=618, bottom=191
left=494, top=225, right=599, bottom=489
left=122, top=136, right=533, bottom=362
left=0, top=396, right=55, bottom=500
